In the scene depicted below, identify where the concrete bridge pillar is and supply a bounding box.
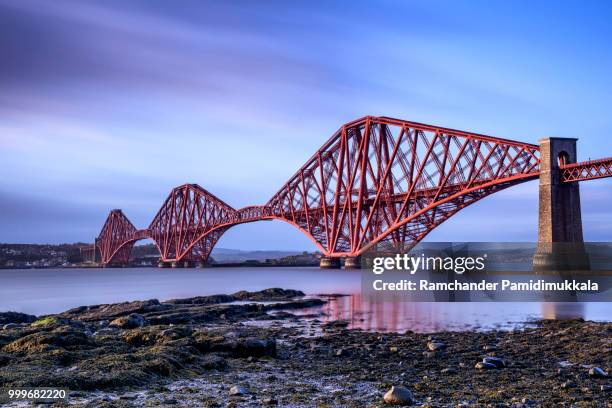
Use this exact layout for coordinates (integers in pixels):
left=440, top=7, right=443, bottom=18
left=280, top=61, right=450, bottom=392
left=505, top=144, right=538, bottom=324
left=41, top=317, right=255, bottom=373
left=158, top=261, right=170, bottom=268
left=320, top=256, right=341, bottom=269
left=343, top=256, right=361, bottom=269
left=171, top=261, right=184, bottom=268
left=533, top=137, right=590, bottom=271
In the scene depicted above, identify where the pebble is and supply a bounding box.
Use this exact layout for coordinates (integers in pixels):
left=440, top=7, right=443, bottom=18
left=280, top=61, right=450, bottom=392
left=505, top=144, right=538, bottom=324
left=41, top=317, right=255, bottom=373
left=475, top=362, right=497, bottom=370
left=383, top=385, right=414, bottom=405
left=561, top=380, right=575, bottom=389
left=229, top=385, right=249, bottom=396
left=588, top=367, right=607, bottom=378
left=427, top=341, right=446, bottom=351
left=482, top=356, right=506, bottom=368
left=336, top=348, right=348, bottom=357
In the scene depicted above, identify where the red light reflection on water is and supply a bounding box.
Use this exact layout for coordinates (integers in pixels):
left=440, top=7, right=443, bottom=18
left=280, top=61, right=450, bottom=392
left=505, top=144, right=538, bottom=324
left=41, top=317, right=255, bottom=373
left=300, top=294, right=589, bottom=333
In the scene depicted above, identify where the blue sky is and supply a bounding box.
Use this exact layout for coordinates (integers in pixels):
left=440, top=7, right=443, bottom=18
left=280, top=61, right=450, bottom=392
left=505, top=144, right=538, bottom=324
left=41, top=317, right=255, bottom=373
left=1, top=0, right=611, bottom=249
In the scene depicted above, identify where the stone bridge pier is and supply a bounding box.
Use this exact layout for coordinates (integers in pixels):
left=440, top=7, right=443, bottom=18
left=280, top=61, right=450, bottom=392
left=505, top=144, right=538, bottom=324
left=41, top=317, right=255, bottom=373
left=533, top=137, right=590, bottom=271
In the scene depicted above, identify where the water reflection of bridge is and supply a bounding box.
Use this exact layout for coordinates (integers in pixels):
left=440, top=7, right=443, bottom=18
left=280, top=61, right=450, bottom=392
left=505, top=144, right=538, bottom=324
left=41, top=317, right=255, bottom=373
left=316, top=294, right=588, bottom=332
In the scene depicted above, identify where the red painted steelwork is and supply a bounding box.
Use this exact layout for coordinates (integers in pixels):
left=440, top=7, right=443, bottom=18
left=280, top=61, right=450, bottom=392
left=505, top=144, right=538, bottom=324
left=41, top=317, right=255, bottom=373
left=561, top=157, right=612, bottom=182
left=265, top=116, right=540, bottom=256
left=94, top=116, right=610, bottom=266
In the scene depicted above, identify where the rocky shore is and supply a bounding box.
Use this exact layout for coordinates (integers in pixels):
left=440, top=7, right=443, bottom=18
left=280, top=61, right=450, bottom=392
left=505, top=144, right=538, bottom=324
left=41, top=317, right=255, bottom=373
left=0, top=289, right=610, bottom=407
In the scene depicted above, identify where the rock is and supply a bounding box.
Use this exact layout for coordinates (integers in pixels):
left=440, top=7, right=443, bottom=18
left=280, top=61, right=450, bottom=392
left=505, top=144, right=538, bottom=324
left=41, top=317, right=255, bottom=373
left=262, top=397, right=278, bottom=405
left=482, top=356, right=506, bottom=368
left=109, top=313, right=145, bottom=329
left=3, top=327, right=91, bottom=353
left=164, top=294, right=234, bottom=305
left=158, top=326, right=193, bottom=342
left=2, top=323, right=20, bottom=330
left=239, top=339, right=276, bottom=357
left=383, top=385, right=414, bottom=405
left=0, top=311, right=37, bottom=325
left=427, top=341, right=446, bottom=351
left=483, top=344, right=497, bottom=351
left=588, top=367, right=607, bottom=378
left=229, top=385, right=249, bottom=396
left=389, top=346, right=398, bottom=353
left=232, top=288, right=304, bottom=300
left=475, top=362, right=497, bottom=370
left=336, top=348, right=348, bottom=357
left=119, top=393, right=138, bottom=400
left=601, top=385, right=611, bottom=392
left=561, top=380, right=576, bottom=389
left=441, top=367, right=456, bottom=374
left=59, top=299, right=164, bottom=321
left=31, top=316, right=79, bottom=328
left=92, top=327, right=117, bottom=337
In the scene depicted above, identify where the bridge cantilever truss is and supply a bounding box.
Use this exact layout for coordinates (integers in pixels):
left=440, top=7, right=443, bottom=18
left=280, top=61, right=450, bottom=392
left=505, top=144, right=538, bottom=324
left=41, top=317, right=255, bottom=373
left=94, top=116, right=612, bottom=266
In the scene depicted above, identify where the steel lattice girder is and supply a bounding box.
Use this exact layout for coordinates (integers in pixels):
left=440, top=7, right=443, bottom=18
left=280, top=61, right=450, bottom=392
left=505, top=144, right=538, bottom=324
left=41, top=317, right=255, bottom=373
left=265, top=116, right=541, bottom=256
left=561, top=157, right=612, bottom=182
left=96, top=209, right=139, bottom=264
left=93, top=115, right=612, bottom=266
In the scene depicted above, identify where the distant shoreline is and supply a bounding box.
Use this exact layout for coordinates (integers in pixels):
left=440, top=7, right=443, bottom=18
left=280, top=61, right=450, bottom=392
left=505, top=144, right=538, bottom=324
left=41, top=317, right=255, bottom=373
left=0, top=261, right=320, bottom=270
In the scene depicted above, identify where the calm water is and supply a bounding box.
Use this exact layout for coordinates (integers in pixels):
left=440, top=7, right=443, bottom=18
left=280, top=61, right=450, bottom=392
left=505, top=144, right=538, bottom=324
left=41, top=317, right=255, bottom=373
left=0, top=267, right=609, bottom=333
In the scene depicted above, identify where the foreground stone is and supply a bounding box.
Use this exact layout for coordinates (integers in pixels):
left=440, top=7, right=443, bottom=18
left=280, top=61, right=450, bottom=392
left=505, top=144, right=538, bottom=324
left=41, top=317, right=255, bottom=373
left=588, top=366, right=608, bottom=378
left=383, top=385, right=414, bottom=405
left=109, top=313, right=145, bottom=329
left=229, top=384, right=249, bottom=396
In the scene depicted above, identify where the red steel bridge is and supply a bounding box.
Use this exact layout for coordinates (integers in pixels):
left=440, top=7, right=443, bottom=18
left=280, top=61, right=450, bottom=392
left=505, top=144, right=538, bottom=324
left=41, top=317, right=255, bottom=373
left=94, top=116, right=612, bottom=267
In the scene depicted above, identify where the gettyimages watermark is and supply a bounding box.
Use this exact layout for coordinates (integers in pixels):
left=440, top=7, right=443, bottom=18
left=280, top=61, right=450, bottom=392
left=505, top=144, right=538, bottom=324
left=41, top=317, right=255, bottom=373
left=361, top=242, right=612, bottom=302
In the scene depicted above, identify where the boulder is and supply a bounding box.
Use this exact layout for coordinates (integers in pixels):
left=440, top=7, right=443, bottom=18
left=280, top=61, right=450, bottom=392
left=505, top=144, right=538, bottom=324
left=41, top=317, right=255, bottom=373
left=482, top=356, right=506, bottom=368
left=109, top=314, right=145, bottom=329
left=475, top=362, right=497, bottom=370
left=383, top=385, right=414, bottom=405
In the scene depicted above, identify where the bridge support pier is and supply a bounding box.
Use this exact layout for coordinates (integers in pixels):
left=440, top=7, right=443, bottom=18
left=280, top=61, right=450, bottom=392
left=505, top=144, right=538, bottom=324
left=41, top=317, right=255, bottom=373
left=171, top=261, right=184, bottom=268
left=320, top=256, right=341, bottom=269
left=158, top=261, right=170, bottom=268
left=533, top=137, right=590, bottom=271
left=343, top=256, right=361, bottom=269
left=183, top=261, right=195, bottom=268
